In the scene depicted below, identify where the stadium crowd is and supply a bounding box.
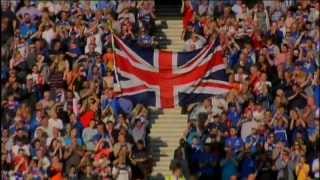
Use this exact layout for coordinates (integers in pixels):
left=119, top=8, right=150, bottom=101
left=171, top=0, right=320, bottom=180
left=0, top=0, right=320, bottom=180
left=1, top=0, right=156, bottom=179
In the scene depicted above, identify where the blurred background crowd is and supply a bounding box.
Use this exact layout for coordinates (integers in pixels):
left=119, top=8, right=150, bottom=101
left=1, top=0, right=156, bottom=179
left=172, top=0, right=320, bottom=180
left=0, top=0, right=319, bottom=180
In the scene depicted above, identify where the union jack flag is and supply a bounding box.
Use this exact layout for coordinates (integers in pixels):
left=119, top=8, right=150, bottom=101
left=113, top=35, right=235, bottom=108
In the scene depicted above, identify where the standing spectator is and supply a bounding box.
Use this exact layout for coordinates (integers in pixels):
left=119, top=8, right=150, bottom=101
left=166, top=163, right=186, bottom=180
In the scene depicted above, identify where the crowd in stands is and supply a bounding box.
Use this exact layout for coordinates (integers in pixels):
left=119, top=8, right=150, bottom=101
left=1, top=0, right=156, bottom=179
left=1, top=0, right=320, bottom=180
left=170, top=0, right=320, bottom=180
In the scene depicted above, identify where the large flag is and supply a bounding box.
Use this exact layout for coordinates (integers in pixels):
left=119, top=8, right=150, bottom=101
left=112, top=35, right=234, bottom=108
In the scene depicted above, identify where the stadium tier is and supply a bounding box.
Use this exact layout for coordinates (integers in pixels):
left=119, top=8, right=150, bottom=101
left=1, top=0, right=319, bottom=180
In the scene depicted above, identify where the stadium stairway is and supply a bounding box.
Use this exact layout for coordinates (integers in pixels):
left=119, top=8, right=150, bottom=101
left=148, top=108, right=188, bottom=179
left=147, top=3, right=187, bottom=179
left=154, top=4, right=185, bottom=52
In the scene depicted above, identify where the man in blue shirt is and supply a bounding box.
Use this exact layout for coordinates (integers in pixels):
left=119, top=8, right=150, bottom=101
left=101, top=88, right=121, bottom=117
left=137, top=29, right=153, bottom=48
left=245, top=128, right=260, bottom=154
left=313, top=83, right=320, bottom=108
left=227, top=104, right=241, bottom=128
left=95, top=1, right=116, bottom=11
left=240, top=152, right=257, bottom=180
left=225, top=128, right=244, bottom=155
left=194, top=141, right=219, bottom=179
left=19, top=13, right=37, bottom=39
left=274, top=125, right=288, bottom=144
left=92, top=122, right=111, bottom=145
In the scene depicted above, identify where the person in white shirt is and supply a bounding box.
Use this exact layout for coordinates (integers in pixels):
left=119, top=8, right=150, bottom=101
left=232, top=0, right=243, bottom=20
left=112, top=151, right=132, bottom=180
left=198, top=0, right=210, bottom=16
left=312, top=156, right=319, bottom=179
left=41, top=24, right=56, bottom=47
left=12, top=143, right=30, bottom=157
left=48, top=111, right=63, bottom=130
left=184, top=33, right=206, bottom=52
left=240, top=113, right=259, bottom=141
left=85, top=26, right=103, bottom=54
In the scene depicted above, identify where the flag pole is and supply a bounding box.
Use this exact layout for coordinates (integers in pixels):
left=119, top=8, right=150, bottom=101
left=108, top=21, right=121, bottom=93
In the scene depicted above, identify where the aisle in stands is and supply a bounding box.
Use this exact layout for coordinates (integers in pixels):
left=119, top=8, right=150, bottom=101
left=1, top=0, right=319, bottom=180
left=171, top=0, right=320, bottom=180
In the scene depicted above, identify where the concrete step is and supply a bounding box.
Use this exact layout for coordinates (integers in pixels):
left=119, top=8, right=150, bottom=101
left=153, top=113, right=186, bottom=116
left=151, top=146, right=177, bottom=151
left=151, top=114, right=187, bottom=118
left=153, top=166, right=171, bottom=172
left=162, top=30, right=183, bottom=34
left=149, top=136, right=181, bottom=141
left=150, top=142, right=179, bottom=147
left=167, top=45, right=185, bottom=49
left=155, top=156, right=173, bottom=162
left=151, top=147, right=176, bottom=153
left=166, top=45, right=185, bottom=49
left=162, top=108, right=182, bottom=113
left=150, top=128, right=184, bottom=133
left=150, top=119, right=186, bottom=123
left=149, top=141, right=179, bottom=147
left=150, top=128, right=185, bottom=132
left=165, top=26, right=183, bottom=30
left=151, top=120, right=186, bottom=125
left=166, top=36, right=184, bottom=41
left=150, top=132, right=184, bottom=137
left=165, top=20, right=183, bottom=24
left=166, top=41, right=185, bottom=45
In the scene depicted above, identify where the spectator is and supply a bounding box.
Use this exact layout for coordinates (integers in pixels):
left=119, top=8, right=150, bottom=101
left=184, top=33, right=206, bottom=52
left=221, top=148, right=238, bottom=180
left=130, top=140, right=152, bottom=179
left=166, top=163, right=186, bottom=180
left=295, top=156, right=310, bottom=180
left=1, top=1, right=319, bottom=179
left=137, top=28, right=153, bottom=48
